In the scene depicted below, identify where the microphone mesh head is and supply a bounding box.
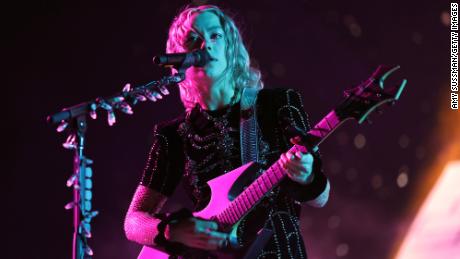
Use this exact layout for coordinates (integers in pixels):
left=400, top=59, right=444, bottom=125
left=193, top=49, right=210, bottom=67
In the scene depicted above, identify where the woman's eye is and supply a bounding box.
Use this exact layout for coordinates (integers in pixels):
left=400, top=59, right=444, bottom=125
left=211, top=33, right=222, bottom=40
left=185, top=36, right=202, bottom=49
left=186, top=36, right=198, bottom=43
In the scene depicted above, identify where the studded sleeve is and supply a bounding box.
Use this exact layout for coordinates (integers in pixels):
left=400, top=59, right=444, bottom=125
left=124, top=120, right=185, bottom=246
left=139, top=120, right=184, bottom=197
left=277, top=89, right=330, bottom=206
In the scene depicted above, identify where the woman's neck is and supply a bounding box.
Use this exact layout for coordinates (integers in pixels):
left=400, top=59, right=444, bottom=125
left=195, top=77, right=237, bottom=111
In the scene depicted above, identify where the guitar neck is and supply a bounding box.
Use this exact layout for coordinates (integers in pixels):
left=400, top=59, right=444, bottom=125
left=309, top=109, right=346, bottom=146
left=216, top=110, right=343, bottom=225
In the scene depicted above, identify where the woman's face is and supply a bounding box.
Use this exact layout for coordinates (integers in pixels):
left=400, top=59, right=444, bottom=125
left=184, top=11, right=227, bottom=81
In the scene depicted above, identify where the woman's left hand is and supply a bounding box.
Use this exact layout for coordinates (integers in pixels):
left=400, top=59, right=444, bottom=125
left=279, top=138, right=315, bottom=185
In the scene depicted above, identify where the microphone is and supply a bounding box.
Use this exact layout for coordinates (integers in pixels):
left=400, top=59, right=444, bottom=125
left=153, top=49, right=210, bottom=68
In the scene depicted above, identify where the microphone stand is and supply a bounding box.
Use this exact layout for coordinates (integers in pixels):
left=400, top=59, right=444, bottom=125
left=48, top=71, right=185, bottom=259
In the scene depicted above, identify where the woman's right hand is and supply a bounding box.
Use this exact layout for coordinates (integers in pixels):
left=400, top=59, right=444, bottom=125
left=166, top=217, right=229, bottom=251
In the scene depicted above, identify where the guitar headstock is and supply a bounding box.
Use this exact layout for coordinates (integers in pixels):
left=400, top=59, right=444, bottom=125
left=337, top=65, right=407, bottom=124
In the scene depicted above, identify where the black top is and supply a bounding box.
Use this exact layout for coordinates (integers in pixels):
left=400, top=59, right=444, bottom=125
left=139, top=88, right=328, bottom=258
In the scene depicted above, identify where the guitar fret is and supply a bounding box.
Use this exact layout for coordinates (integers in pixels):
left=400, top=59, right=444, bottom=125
left=236, top=201, right=243, bottom=217
left=253, top=181, right=263, bottom=197
left=232, top=166, right=287, bottom=220
left=226, top=209, right=233, bottom=222
left=239, top=196, right=248, bottom=212
left=267, top=166, right=278, bottom=182
left=223, top=210, right=231, bottom=223
left=273, top=162, right=284, bottom=179
left=252, top=184, right=265, bottom=200
left=232, top=206, right=240, bottom=221
left=234, top=205, right=242, bottom=219
left=264, top=172, right=273, bottom=186
left=238, top=200, right=247, bottom=217
left=219, top=213, right=226, bottom=223
left=218, top=213, right=226, bottom=224
left=250, top=186, right=258, bottom=206
left=262, top=174, right=272, bottom=190
left=257, top=177, right=267, bottom=193
left=244, top=188, right=255, bottom=207
left=259, top=177, right=269, bottom=193
left=271, top=165, right=282, bottom=179
left=235, top=199, right=244, bottom=217
left=229, top=207, right=237, bottom=223
left=259, top=179, right=267, bottom=197
left=261, top=176, right=267, bottom=189
left=241, top=194, right=252, bottom=207
left=267, top=168, right=278, bottom=186
left=246, top=184, right=257, bottom=204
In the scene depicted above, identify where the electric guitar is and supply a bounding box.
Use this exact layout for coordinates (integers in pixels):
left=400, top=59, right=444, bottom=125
left=138, top=65, right=407, bottom=258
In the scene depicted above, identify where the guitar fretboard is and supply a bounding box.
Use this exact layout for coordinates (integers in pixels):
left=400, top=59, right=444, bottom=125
left=216, top=110, right=341, bottom=225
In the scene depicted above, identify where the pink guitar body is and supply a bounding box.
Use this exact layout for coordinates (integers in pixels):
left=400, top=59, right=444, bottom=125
left=138, top=162, right=255, bottom=259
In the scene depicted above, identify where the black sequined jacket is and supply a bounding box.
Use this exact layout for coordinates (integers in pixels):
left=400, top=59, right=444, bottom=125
left=139, top=88, right=329, bottom=257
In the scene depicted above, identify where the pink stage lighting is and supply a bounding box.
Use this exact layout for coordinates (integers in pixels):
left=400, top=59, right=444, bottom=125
left=395, top=161, right=460, bottom=259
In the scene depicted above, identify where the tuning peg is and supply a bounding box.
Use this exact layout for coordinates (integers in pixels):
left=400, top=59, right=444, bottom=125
left=99, top=99, right=113, bottom=111
left=84, top=178, right=92, bottom=189
left=56, top=120, right=68, bottom=132
left=85, top=166, right=93, bottom=177
left=80, top=217, right=92, bottom=229
left=62, top=133, right=77, bottom=150
left=112, top=96, right=125, bottom=103
left=84, top=157, right=93, bottom=166
left=135, top=94, right=147, bottom=102
left=81, top=210, right=99, bottom=224
left=119, top=102, right=133, bottom=115
left=85, top=246, right=94, bottom=256
left=159, top=85, right=170, bottom=95
left=122, top=83, right=131, bottom=92
left=66, top=173, right=77, bottom=187
left=154, top=91, right=163, bottom=100
left=145, top=90, right=158, bottom=102
left=107, top=110, right=116, bottom=126
left=83, top=226, right=92, bottom=238
left=64, top=201, right=77, bottom=210
left=84, top=190, right=92, bottom=200
left=86, top=210, right=99, bottom=219
left=84, top=201, right=91, bottom=211
left=89, top=103, right=97, bottom=120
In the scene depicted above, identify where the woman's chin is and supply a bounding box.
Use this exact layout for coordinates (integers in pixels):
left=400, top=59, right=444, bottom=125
left=187, top=66, right=225, bottom=81
left=204, top=65, right=227, bottom=79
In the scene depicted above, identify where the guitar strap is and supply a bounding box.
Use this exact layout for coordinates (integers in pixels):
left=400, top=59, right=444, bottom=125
left=239, top=87, right=274, bottom=258
left=240, top=87, right=260, bottom=164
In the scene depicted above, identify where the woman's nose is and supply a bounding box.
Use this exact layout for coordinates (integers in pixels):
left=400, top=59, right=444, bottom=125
left=201, top=39, right=212, bottom=51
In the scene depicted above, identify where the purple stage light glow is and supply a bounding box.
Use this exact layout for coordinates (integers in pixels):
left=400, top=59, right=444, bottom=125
left=395, top=161, right=460, bottom=259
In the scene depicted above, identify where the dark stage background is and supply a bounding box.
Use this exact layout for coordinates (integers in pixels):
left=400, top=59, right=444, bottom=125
left=7, top=0, right=453, bottom=258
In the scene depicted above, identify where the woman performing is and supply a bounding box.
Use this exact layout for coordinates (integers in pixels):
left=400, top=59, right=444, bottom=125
left=124, top=5, right=330, bottom=259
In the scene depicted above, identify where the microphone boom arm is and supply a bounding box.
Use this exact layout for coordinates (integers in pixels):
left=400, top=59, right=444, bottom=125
left=47, top=73, right=185, bottom=125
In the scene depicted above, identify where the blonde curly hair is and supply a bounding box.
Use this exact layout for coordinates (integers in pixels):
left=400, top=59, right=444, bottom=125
left=166, top=5, right=263, bottom=111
